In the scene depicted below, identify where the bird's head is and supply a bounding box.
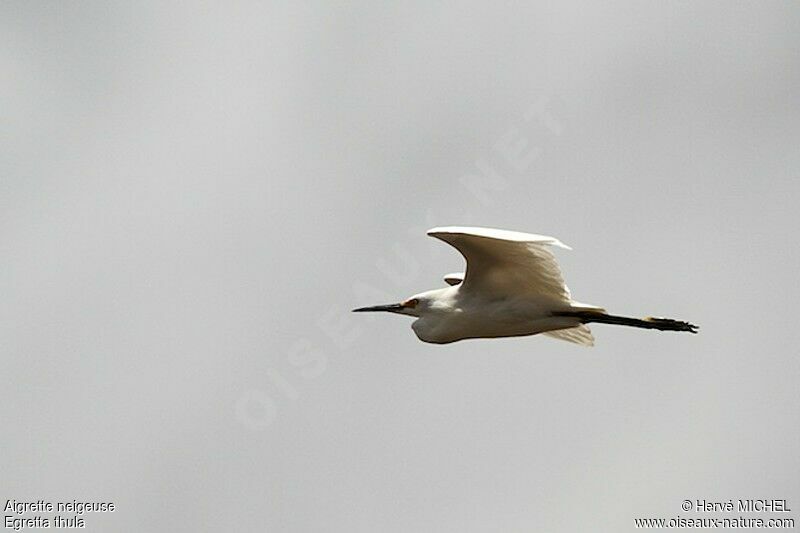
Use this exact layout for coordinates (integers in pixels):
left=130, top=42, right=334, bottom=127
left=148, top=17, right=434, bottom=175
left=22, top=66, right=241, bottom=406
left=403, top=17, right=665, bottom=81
left=352, top=289, right=446, bottom=318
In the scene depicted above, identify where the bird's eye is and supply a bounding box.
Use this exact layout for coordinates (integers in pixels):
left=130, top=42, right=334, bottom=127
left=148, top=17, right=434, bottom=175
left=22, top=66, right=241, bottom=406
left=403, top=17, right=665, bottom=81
left=404, top=298, right=419, bottom=308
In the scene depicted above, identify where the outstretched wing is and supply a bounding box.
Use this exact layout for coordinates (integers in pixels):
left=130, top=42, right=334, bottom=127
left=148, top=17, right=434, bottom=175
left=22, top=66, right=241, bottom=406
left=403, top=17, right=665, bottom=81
left=427, top=226, right=573, bottom=302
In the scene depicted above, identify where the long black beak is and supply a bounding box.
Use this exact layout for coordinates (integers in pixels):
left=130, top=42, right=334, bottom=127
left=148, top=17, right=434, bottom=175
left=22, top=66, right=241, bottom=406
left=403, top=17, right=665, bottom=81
left=352, top=303, right=404, bottom=313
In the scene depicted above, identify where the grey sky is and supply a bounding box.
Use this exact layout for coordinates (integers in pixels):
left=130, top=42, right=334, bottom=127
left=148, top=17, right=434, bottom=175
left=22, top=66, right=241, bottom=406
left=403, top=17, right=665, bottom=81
left=2, top=2, right=799, bottom=531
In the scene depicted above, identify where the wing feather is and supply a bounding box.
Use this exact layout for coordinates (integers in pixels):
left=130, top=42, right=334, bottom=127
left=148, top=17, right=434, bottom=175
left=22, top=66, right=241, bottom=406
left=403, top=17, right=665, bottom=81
left=443, top=272, right=465, bottom=286
left=542, top=325, right=595, bottom=346
left=427, top=226, right=572, bottom=302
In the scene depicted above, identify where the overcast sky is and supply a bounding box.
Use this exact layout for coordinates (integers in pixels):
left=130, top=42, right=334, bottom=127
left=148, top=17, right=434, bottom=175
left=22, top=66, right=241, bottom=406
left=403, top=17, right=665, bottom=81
left=2, top=2, right=799, bottom=531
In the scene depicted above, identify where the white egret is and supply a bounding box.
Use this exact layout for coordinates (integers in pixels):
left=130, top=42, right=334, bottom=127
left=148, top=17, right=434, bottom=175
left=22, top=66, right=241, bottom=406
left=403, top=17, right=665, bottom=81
left=353, top=227, right=697, bottom=345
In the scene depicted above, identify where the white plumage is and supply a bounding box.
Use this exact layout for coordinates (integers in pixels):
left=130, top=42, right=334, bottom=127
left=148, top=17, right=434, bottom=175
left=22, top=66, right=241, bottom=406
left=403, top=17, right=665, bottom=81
left=353, top=226, right=697, bottom=345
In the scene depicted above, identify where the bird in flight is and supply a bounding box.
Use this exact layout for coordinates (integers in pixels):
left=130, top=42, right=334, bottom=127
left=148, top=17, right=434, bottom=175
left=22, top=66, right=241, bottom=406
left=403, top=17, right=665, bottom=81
left=353, top=227, right=697, bottom=345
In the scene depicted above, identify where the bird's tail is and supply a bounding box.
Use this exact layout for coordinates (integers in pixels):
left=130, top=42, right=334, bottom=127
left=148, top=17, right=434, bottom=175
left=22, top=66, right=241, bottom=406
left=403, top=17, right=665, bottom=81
left=553, top=310, right=698, bottom=334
